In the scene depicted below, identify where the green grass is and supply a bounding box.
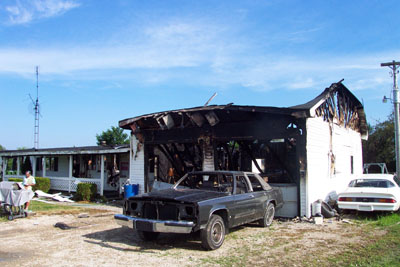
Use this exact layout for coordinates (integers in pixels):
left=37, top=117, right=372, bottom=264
left=29, top=200, right=79, bottom=212
left=328, top=212, right=400, bottom=267
left=1, top=200, right=80, bottom=221
left=198, top=213, right=400, bottom=267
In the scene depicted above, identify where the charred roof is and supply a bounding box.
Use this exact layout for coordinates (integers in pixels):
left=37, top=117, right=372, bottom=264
left=119, top=81, right=368, bottom=139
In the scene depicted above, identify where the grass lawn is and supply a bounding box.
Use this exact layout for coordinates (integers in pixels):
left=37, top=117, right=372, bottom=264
left=328, top=213, right=400, bottom=267
left=0, top=200, right=81, bottom=222
left=198, top=212, right=400, bottom=267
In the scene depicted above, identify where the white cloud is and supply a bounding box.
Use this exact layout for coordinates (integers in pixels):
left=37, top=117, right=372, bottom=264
left=4, top=0, right=80, bottom=25
left=0, top=17, right=398, bottom=95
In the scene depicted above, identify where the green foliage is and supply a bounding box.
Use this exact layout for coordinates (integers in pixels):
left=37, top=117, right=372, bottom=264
left=76, top=183, right=97, bottom=201
left=7, top=178, right=23, bottom=182
left=363, top=112, right=395, bottom=172
left=33, top=177, right=51, bottom=193
left=96, top=126, right=129, bottom=146
left=0, top=144, right=5, bottom=150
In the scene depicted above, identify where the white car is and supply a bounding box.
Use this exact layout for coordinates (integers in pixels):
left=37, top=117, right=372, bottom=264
left=337, top=174, right=400, bottom=212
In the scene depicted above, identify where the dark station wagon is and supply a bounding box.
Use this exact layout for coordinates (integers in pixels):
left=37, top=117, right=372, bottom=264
left=115, top=171, right=283, bottom=250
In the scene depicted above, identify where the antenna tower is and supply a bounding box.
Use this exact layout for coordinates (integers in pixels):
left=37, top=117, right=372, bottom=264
left=30, top=66, right=40, bottom=149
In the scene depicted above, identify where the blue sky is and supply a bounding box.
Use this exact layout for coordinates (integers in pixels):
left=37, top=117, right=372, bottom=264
left=0, top=0, right=399, bottom=149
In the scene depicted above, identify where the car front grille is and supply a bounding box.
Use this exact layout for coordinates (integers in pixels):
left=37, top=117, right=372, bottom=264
left=143, top=202, right=179, bottom=220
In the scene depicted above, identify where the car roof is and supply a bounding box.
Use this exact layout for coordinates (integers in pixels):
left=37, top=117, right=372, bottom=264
left=357, top=174, right=395, bottom=180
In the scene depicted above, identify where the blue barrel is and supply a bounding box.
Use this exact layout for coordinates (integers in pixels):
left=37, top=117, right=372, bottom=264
left=124, top=184, right=139, bottom=198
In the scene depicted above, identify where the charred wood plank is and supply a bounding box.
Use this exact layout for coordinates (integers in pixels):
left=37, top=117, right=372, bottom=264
left=156, top=144, right=184, bottom=177
left=238, top=141, right=264, bottom=174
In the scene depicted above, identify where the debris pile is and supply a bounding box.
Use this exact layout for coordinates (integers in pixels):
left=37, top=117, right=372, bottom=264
left=35, top=190, right=74, bottom=202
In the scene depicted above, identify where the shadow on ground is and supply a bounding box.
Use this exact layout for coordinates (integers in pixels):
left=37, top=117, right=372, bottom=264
left=83, top=226, right=205, bottom=252
left=83, top=224, right=250, bottom=252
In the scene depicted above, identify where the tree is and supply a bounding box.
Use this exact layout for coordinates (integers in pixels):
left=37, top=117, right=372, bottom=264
left=362, top=113, right=395, bottom=172
left=0, top=144, right=5, bottom=151
left=96, top=126, right=129, bottom=146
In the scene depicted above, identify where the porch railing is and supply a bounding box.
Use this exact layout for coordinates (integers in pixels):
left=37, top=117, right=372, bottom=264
left=3, top=175, right=102, bottom=194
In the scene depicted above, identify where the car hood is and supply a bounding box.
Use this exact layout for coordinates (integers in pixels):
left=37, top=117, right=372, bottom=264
left=132, top=188, right=230, bottom=203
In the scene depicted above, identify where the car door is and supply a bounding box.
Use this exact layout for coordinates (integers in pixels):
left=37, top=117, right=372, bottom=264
left=245, top=173, right=267, bottom=219
left=231, top=174, right=257, bottom=226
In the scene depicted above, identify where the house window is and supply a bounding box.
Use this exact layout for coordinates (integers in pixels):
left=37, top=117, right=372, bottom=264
left=350, top=156, right=354, bottom=174
left=36, top=157, right=43, bottom=171
left=46, top=157, right=59, bottom=172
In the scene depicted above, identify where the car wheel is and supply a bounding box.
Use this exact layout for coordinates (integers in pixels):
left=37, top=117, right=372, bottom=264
left=259, top=202, right=275, bottom=227
left=201, top=214, right=225, bottom=250
left=137, top=230, right=159, bottom=241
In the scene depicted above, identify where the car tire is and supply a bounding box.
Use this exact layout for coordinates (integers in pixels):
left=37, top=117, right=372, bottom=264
left=137, top=230, right=159, bottom=241
left=201, top=214, right=225, bottom=250
left=259, top=202, right=275, bottom=227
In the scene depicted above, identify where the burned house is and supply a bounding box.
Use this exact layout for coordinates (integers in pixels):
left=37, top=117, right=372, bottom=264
left=119, top=81, right=368, bottom=217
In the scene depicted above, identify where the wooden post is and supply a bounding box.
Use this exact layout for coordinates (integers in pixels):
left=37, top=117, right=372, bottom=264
left=43, top=157, right=46, bottom=177
left=68, top=155, right=73, bottom=193
left=100, top=154, right=104, bottom=196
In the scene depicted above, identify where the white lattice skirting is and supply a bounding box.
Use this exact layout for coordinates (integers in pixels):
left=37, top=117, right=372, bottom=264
left=50, top=177, right=102, bottom=194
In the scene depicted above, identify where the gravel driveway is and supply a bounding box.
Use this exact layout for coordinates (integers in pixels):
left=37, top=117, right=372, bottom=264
left=0, top=205, right=378, bottom=267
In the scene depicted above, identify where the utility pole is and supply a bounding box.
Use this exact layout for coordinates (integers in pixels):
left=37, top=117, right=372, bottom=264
left=381, top=60, right=400, bottom=177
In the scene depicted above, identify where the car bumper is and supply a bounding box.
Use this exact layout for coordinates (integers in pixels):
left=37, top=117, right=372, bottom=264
left=114, top=214, right=195, bottom=234
left=338, top=202, right=399, bottom=212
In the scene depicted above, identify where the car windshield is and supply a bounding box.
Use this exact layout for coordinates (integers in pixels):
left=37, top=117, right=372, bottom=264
left=349, top=179, right=395, bottom=188
left=176, top=173, right=234, bottom=193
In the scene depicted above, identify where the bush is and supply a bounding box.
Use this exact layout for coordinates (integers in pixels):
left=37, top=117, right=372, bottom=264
left=76, top=183, right=97, bottom=201
left=7, top=177, right=50, bottom=192
left=7, top=178, right=23, bottom=182
left=33, top=177, right=51, bottom=193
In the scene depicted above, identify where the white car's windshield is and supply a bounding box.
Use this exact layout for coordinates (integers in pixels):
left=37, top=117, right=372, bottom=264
left=349, top=179, right=395, bottom=188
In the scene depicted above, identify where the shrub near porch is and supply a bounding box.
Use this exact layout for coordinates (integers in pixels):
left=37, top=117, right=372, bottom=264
left=76, top=183, right=97, bottom=201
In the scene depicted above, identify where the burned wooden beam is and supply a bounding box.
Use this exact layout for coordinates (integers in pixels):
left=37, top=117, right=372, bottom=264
left=156, top=144, right=184, bottom=177
left=183, top=143, right=200, bottom=171
left=238, top=141, right=264, bottom=174
left=171, top=143, right=188, bottom=173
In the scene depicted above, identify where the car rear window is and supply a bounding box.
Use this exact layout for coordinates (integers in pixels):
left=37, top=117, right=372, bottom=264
left=349, top=179, right=395, bottom=188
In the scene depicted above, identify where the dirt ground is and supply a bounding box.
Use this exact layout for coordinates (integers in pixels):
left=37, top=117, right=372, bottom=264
left=0, top=205, right=381, bottom=267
